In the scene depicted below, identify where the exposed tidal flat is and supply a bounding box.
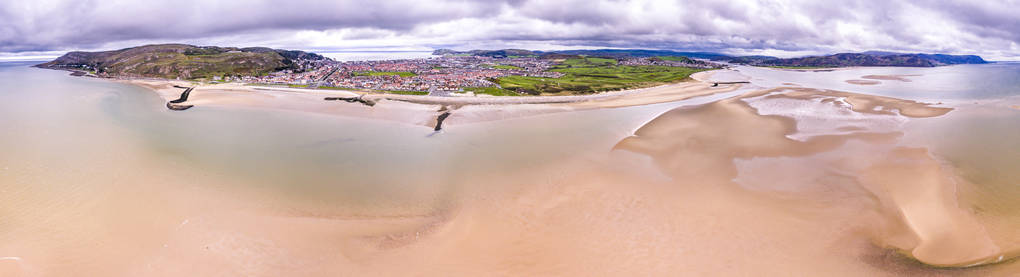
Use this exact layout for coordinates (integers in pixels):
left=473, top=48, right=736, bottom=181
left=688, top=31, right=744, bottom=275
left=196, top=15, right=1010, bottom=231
left=1, top=61, right=1020, bottom=275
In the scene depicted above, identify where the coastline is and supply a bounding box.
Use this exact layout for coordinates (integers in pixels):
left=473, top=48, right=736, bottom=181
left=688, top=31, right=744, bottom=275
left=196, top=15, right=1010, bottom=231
left=6, top=62, right=1020, bottom=275
left=117, top=70, right=742, bottom=128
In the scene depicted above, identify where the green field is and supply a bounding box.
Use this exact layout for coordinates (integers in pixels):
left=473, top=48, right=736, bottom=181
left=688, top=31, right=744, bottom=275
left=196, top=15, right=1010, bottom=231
left=491, top=57, right=708, bottom=95
left=354, top=71, right=418, bottom=77
left=557, top=57, right=617, bottom=67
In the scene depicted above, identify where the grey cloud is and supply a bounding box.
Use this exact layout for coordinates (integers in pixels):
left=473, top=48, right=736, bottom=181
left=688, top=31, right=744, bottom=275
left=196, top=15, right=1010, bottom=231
left=0, top=0, right=1017, bottom=59
left=0, top=0, right=500, bottom=52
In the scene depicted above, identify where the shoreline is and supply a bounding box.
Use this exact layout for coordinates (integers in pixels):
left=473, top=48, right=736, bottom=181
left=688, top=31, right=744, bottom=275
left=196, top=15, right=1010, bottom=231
left=123, top=70, right=730, bottom=105
left=6, top=63, right=1020, bottom=275
left=116, top=70, right=742, bottom=128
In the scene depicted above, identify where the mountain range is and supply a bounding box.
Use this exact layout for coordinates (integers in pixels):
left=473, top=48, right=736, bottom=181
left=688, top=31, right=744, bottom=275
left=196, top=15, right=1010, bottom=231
left=433, top=49, right=988, bottom=67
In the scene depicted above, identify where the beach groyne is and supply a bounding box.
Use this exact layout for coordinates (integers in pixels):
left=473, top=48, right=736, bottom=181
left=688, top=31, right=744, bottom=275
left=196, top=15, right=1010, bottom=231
left=434, top=112, right=451, bottom=131
left=712, top=81, right=750, bottom=87
left=166, top=87, right=195, bottom=110
left=325, top=95, right=376, bottom=106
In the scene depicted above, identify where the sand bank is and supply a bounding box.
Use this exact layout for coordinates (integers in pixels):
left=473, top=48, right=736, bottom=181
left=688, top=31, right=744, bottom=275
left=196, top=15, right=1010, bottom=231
left=862, top=74, right=919, bottom=82
left=847, top=79, right=882, bottom=85
left=615, top=86, right=1016, bottom=268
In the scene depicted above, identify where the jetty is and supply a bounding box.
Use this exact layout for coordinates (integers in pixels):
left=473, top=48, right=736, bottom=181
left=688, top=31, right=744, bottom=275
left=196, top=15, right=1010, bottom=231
left=712, top=81, right=750, bottom=87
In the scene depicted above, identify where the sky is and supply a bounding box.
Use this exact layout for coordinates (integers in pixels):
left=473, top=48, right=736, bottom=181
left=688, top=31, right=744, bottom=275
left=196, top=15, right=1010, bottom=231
left=1, top=0, right=1018, bottom=60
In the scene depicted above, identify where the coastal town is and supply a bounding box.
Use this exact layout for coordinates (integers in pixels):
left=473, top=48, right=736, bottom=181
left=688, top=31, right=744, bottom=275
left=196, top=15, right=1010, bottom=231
left=242, top=54, right=721, bottom=95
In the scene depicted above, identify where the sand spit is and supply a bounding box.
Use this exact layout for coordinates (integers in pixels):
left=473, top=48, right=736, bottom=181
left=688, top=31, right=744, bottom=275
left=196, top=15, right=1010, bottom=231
left=847, top=79, right=882, bottom=85
left=863, top=74, right=919, bottom=82
left=751, top=87, right=953, bottom=118
left=614, top=87, right=1015, bottom=268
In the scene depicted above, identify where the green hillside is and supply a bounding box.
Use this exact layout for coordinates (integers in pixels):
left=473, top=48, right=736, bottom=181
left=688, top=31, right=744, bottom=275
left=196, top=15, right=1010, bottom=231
left=37, top=44, right=327, bottom=80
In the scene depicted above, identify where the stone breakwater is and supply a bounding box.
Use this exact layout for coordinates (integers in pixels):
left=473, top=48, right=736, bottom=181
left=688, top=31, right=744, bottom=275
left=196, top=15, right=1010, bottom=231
left=166, top=86, right=194, bottom=110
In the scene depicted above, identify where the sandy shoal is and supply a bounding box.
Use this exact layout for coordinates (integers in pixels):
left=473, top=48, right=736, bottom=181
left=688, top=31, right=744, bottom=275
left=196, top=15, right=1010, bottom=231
left=847, top=79, right=882, bottom=85
left=616, top=86, right=1015, bottom=269
left=41, top=77, right=1015, bottom=275
left=862, top=74, right=920, bottom=82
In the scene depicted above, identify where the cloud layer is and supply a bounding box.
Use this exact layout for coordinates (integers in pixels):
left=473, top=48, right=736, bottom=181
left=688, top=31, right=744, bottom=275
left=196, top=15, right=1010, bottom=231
left=1, top=0, right=1017, bottom=59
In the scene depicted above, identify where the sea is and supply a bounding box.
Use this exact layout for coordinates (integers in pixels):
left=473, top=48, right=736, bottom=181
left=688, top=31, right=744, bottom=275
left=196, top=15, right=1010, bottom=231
left=0, top=60, right=1017, bottom=275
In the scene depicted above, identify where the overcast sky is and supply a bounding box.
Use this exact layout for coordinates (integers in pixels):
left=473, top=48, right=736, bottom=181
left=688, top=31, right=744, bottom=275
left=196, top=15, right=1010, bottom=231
left=1, top=0, right=1017, bottom=60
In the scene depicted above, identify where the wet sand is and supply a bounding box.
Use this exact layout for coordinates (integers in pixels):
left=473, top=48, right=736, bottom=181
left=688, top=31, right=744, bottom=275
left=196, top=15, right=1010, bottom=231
left=5, top=67, right=1019, bottom=276
left=847, top=79, right=882, bottom=85
left=615, top=87, right=1014, bottom=269
left=863, top=74, right=919, bottom=82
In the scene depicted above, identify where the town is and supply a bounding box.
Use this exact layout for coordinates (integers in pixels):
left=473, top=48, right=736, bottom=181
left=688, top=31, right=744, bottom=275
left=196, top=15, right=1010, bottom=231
left=239, top=54, right=721, bottom=96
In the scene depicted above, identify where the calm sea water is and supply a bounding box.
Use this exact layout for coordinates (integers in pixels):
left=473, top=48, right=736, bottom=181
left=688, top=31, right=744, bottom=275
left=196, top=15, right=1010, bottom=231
left=0, top=61, right=731, bottom=210
left=1, top=61, right=1016, bottom=216
left=318, top=51, right=436, bottom=61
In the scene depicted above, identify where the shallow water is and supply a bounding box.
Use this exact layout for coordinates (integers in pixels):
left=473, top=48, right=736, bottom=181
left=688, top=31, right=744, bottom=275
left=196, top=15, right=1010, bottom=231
left=2, top=61, right=1019, bottom=275
left=736, top=64, right=1020, bottom=268
left=318, top=51, right=436, bottom=61
left=733, top=63, right=1020, bottom=101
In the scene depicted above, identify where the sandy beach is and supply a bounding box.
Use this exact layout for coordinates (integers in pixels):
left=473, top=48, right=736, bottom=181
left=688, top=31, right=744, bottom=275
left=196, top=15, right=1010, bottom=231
left=121, top=71, right=742, bottom=128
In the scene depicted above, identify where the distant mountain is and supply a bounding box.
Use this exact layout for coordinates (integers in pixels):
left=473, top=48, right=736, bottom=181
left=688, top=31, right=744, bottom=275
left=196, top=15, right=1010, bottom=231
left=548, top=49, right=734, bottom=60
left=37, top=44, right=328, bottom=79
left=731, top=52, right=987, bottom=67
left=432, top=48, right=738, bottom=60
left=434, top=48, right=987, bottom=68
left=858, top=51, right=903, bottom=56
left=432, top=49, right=537, bottom=58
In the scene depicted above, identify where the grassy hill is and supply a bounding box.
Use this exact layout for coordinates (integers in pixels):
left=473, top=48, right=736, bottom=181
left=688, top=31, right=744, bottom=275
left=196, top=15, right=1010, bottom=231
left=37, top=44, right=328, bottom=80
